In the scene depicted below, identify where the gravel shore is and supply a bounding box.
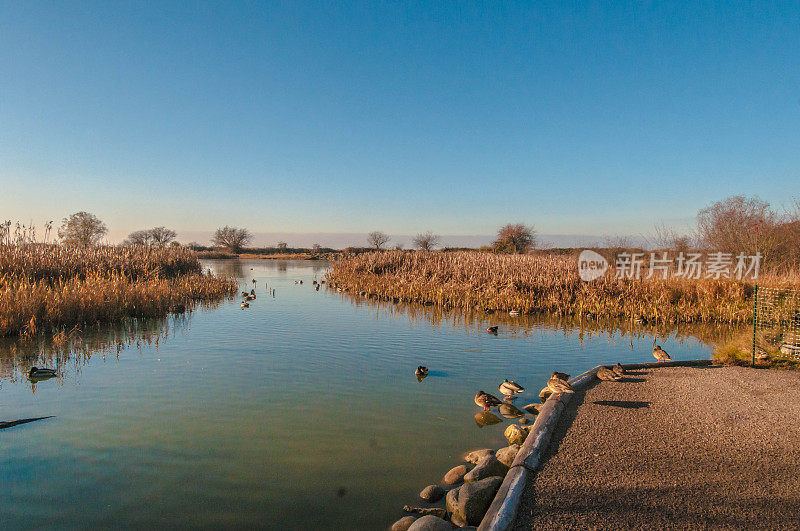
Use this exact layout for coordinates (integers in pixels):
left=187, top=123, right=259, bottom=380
left=513, top=365, right=800, bottom=529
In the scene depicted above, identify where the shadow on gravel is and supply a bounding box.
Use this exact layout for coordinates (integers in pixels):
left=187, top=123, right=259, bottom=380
left=619, top=377, right=646, bottom=383
left=593, top=400, right=650, bottom=409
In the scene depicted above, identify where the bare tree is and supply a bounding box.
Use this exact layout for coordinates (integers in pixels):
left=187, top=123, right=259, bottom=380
left=149, top=226, right=177, bottom=245
left=125, top=230, right=152, bottom=246
left=212, top=226, right=252, bottom=253
left=312, top=243, right=321, bottom=255
left=58, top=211, right=107, bottom=247
left=652, top=223, right=693, bottom=254
left=367, top=231, right=390, bottom=250
left=493, top=223, right=536, bottom=254
left=412, top=231, right=441, bottom=251
left=277, top=241, right=288, bottom=251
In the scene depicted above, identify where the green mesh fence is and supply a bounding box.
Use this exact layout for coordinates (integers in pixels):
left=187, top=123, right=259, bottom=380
left=752, top=286, right=800, bottom=364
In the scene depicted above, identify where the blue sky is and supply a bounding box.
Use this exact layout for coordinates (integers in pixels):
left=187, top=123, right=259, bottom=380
left=1, top=1, right=798, bottom=246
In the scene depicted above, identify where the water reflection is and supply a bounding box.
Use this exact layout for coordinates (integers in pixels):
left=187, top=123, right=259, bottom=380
left=498, top=403, right=524, bottom=419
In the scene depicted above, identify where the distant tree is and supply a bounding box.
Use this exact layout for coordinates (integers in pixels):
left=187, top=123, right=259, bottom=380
left=277, top=241, right=288, bottom=252
left=187, top=241, right=205, bottom=251
left=312, top=243, right=321, bottom=254
left=212, top=226, right=252, bottom=253
left=412, top=231, right=441, bottom=251
left=149, top=226, right=177, bottom=245
left=125, top=230, right=152, bottom=246
left=492, top=223, right=536, bottom=254
left=367, top=231, right=390, bottom=250
left=58, top=211, right=107, bottom=247
left=395, top=244, right=404, bottom=250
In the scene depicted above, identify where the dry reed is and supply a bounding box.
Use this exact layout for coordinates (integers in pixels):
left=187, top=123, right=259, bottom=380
left=327, top=251, right=800, bottom=325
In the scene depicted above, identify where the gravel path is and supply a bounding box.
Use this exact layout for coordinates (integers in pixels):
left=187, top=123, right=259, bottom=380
left=512, top=365, right=800, bottom=529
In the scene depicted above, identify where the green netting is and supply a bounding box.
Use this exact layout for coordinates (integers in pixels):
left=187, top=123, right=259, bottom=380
left=753, top=286, right=800, bottom=364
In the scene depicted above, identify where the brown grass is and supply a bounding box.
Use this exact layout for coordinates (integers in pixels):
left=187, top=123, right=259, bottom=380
left=0, top=243, right=237, bottom=339
left=327, top=251, right=800, bottom=325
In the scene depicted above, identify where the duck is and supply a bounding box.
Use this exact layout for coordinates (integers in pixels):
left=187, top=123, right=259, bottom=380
left=552, top=371, right=570, bottom=381
left=498, top=378, right=525, bottom=398
left=241, top=301, right=249, bottom=309
left=597, top=366, right=622, bottom=381
left=612, top=363, right=626, bottom=377
left=241, top=291, right=249, bottom=297
left=474, top=391, right=503, bottom=411
left=509, top=310, right=520, bottom=316
left=29, top=367, right=57, bottom=379
left=547, top=372, right=574, bottom=394
left=653, top=345, right=671, bottom=362
left=486, top=326, right=498, bottom=334
left=539, top=387, right=552, bottom=403
left=414, top=366, right=428, bottom=378
left=250, top=289, right=256, bottom=296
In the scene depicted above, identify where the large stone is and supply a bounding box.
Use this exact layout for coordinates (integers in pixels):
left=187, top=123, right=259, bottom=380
left=407, top=515, right=452, bottom=531
left=419, top=484, right=444, bottom=503
left=463, top=454, right=508, bottom=483
left=403, top=506, right=447, bottom=519
left=463, top=448, right=494, bottom=464
left=391, top=515, right=418, bottom=531
left=445, top=486, right=460, bottom=514
left=495, top=444, right=521, bottom=467
left=444, top=464, right=469, bottom=485
left=504, top=424, right=530, bottom=445
left=450, top=511, right=468, bottom=527
left=455, top=476, right=503, bottom=526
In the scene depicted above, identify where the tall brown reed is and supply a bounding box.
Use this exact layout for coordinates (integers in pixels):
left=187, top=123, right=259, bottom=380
left=327, top=251, right=800, bottom=325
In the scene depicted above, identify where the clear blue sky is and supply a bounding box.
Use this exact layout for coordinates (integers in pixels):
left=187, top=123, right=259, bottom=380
left=1, top=1, right=798, bottom=244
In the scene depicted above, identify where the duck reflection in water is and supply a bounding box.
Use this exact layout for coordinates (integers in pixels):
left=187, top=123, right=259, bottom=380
left=498, top=403, right=524, bottom=419
left=474, top=411, right=502, bottom=428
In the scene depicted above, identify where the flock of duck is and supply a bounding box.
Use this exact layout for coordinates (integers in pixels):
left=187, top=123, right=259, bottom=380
left=418, top=342, right=672, bottom=416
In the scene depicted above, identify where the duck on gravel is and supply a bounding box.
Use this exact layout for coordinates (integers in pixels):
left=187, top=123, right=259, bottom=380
left=613, top=363, right=626, bottom=376
left=653, top=345, right=671, bottom=362
left=597, top=366, right=623, bottom=381
left=474, top=391, right=503, bottom=411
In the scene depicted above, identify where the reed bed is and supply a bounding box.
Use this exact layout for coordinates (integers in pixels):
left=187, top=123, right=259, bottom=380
left=327, top=251, right=800, bottom=325
left=0, top=244, right=237, bottom=339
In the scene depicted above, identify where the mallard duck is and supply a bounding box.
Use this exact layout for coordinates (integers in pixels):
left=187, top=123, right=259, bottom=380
left=539, top=387, right=552, bottom=403
left=241, top=301, right=249, bottom=309
left=552, top=371, right=570, bottom=381
left=241, top=291, right=249, bottom=297
left=612, top=363, right=626, bottom=377
left=498, top=379, right=524, bottom=398
left=299, top=280, right=303, bottom=285
left=653, top=345, right=671, bottom=362
left=597, top=366, right=622, bottom=381
left=29, top=367, right=57, bottom=378
left=547, top=372, right=574, bottom=394
left=509, top=310, right=520, bottom=316
left=415, top=366, right=428, bottom=378
left=474, top=391, right=503, bottom=411
left=486, top=326, right=498, bottom=334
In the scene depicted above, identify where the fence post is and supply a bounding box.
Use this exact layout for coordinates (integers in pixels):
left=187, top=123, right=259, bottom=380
left=752, top=284, right=758, bottom=367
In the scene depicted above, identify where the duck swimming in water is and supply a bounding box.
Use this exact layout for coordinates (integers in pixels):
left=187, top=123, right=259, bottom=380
left=498, top=379, right=524, bottom=398
left=486, top=326, right=498, bottom=334
left=29, top=367, right=57, bottom=379
left=653, top=345, right=671, bottom=362
left=414, top=366, right=428, bottom=378
left=241, top=301, right=249, bottom=309
left=474, top=391, right=503, bottom=411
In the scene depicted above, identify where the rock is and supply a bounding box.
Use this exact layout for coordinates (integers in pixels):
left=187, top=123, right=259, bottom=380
left=455, top=476, right=503, bottom=526
left=474, top=411, right=501, bottom=427
left=463, top=448, right=494, bottom=464
left=446, top=486, right=460, bottom=514
left=518, top=417, right=530, bottom=425
left=419, top=484, right=444, bottom=503
left=451, top=511, right=468, bottom=527
left=391, top=515, right=418, bottom=531
left=463, top=454, right=509, bottom=483
left=498, top=403, right=523, bottom=418
left=522, top=403, right=541, bottom=415
left=495, top=444, right=521, bottom=467
left=504, top=424, right=530, bottom=445
left=403, top=506, right=447, bottom=519
left=407, top=515, right=452, bottom=531
left=444, top=464, right=469, bottom=485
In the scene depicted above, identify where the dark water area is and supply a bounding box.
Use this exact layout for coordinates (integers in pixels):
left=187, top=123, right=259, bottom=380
left=0, top=259, right=724, bottom=529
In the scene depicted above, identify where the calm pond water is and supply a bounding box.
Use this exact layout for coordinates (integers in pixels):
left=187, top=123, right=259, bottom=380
left=1, top=259, right=722, bottom=529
